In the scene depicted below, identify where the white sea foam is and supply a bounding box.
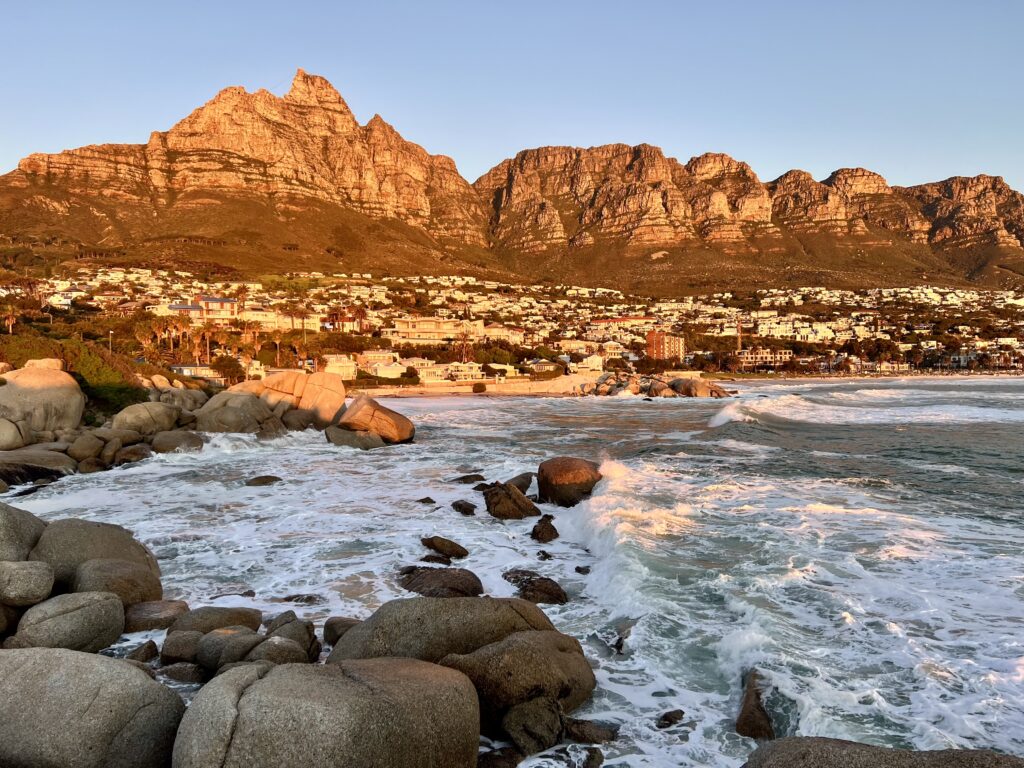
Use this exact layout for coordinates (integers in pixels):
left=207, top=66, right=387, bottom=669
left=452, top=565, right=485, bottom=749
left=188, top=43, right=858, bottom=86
left=11, top=382, right=1024, bottom=765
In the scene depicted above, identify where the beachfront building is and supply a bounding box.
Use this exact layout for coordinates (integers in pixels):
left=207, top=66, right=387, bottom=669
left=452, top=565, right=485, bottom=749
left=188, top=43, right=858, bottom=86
left=737, top=347, right=794, bottom=370
left=168, top=296, right=239, bottom=326
left=382, top=316, right=485, bottom=345
left=322, top=354, right=358, bottom=380
left=646, top=330, right=686, bottom=361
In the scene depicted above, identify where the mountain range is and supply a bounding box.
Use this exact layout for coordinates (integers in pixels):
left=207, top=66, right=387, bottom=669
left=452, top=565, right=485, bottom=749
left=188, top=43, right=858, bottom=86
left=2, top=69, right=1023, bottom=294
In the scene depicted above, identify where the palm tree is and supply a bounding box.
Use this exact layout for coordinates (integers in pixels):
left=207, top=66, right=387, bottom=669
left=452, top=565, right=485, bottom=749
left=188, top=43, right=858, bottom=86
left=2, top=305, right=18, bottom=335
left=198, top=322, right=218, bottom=364
left=271, top=330, right=284, bottom=367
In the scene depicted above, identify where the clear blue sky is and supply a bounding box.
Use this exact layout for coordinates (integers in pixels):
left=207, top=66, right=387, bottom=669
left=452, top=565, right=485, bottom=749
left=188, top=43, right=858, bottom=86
left=3, top=0, right=1022, bottom=189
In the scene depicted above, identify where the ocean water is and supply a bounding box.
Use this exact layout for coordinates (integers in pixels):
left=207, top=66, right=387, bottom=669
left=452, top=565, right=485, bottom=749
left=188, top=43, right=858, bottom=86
left=14, top=378, right=1024, bottom=766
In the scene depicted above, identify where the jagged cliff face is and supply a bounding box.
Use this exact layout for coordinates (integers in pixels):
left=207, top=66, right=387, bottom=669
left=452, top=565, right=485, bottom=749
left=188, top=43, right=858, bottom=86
left=2, top=69, right=1023, bottom=292
left=475, top=146, right=1024, bottom=256
left=7, top=70, right=488, bottom=246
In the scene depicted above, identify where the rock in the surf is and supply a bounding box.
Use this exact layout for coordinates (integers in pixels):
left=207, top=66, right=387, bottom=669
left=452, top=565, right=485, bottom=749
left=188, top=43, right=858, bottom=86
left=334, top=394, right=415, bottom=444
left=530, top=514, right=559, bottom=543
left=737, top=669, right=776, bottom=740
left=537, top=457, right=601, bottom=507
left=421, top=535, right=469, bottom=559
left=484, top=482, right=541, bottom=519
left=398, top=565, right=483, bottom=598
left=667, top=377, right=729, bottom=398
left=323, top=616, right=360, bottom=646
left=439, top=629, right=596, bottom=735
left=503, top=569, right=569, bottom=604
left=151, top=429, right=204, bottom=453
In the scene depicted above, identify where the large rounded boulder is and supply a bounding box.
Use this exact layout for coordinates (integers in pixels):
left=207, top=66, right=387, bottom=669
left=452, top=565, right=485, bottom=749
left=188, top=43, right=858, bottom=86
left=328, top=596, right=554, bottom=664
left=537, top=457, right=602, bottom=507
left=0, top=648, right=184, bottom=768
left=334, top=394, right=415, bottom=444
left=72, top=558, right=163, bottom=606
left=111, top=401, right=181, bottom=436
left=6, top=591, right=124, bottom=652
left=439, top=629, right=596, bottom=732
left=0, top=365, right=86, bottom=432
left=173, top=659, right=479, bottom=768
left=29, top=518, right=160, bottom=587
left=196, top=392, right=284, bottom=438
left=296, top=371, right=348, bottom=428
left=0, top=502, right=46, bottom=561
left=667, top=377, right=729, bottom=398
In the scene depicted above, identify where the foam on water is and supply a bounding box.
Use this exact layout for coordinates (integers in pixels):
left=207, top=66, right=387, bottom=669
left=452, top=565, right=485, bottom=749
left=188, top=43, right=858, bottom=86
left=11, top=380, right=1024, bottom=766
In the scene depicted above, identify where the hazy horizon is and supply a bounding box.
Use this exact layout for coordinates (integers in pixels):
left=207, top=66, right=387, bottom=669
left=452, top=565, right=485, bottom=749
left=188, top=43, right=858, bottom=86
left=3, top=0, right=1022, bottom=189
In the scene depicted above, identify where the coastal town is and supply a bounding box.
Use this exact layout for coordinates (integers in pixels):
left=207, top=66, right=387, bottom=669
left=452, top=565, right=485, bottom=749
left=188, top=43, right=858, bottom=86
left=3, top=265, right=1022, bottom=390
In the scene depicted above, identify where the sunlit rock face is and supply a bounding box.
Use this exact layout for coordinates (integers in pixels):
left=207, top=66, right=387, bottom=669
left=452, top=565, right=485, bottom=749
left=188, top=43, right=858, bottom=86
left=13, top=69, right=489, bottom=246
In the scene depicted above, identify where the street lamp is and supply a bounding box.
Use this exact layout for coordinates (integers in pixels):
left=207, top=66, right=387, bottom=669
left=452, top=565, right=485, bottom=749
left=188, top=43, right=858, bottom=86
left=108, top=330, right=114, bottom=353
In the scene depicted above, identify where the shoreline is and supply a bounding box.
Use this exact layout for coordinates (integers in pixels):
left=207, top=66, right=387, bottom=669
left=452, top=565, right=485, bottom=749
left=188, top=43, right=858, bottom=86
left=352, top=370, right=1024, bottom=398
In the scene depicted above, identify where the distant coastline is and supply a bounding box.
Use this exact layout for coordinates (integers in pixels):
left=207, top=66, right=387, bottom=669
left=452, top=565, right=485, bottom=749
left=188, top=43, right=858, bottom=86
left=354, top=369, right=1023, bottom=398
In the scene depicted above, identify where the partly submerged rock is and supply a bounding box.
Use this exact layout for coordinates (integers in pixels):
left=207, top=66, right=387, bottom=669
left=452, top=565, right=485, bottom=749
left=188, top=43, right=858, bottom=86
left=537, top=457, right=601, bottom=507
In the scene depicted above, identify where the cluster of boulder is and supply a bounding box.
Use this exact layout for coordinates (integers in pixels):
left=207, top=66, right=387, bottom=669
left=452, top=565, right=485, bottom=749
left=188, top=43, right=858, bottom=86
left=579, top=372, right=730, bottom=398
left=0, top=506, right=165, bottom=652
left=0, top=487, right=615, bottom=767
left=0, top=362, right=415, bottom=488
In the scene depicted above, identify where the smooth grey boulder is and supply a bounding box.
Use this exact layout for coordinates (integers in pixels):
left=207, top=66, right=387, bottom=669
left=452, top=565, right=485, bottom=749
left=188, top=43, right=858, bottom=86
left=325, top=425, right=386, bottom=450
left=0, top=647, right=184, bottom=768
left=0, top=448, right=78, bottom=485
left=151, top=430, right=204, bottom=453
left=169, top=605, right=263, bottom=634
left=0, top=366, right=86, bottom=432
left=196, top=392, right=274, bottom=434
left=323, top=616, right=360, bottom=646
left=439, top=630, right=596, bottom=731
left=0, top=502, right=46, bottom=560
left=196, top=626, right=264, bottom=671
left=7, top=591, right=124, bottom=652
left=29, top=518, right=160, bottom=587
left=244, top=635, right=309, bottom=665
left=72, top=558, right=163, bottom=606
left=328, top=596, right=555, bottom=664
left=334, top=394, right=415, bottom=444
left=125, top=599, right=189, bottom=632
left=172, top=659, right=479, bottom=768
left=0, top=560, right=54, bottom=606
left=67, top=432, right=105, bottom=462
left=112, top=401, right=180, bottom=436
left=744, top=737, right=1024, bottom=768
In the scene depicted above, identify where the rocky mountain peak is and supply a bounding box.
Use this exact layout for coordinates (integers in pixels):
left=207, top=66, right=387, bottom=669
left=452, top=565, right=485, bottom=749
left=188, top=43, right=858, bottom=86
left=2, top=70, right=1023, bottom=293
left=285, top=68, right=351, bottom=110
